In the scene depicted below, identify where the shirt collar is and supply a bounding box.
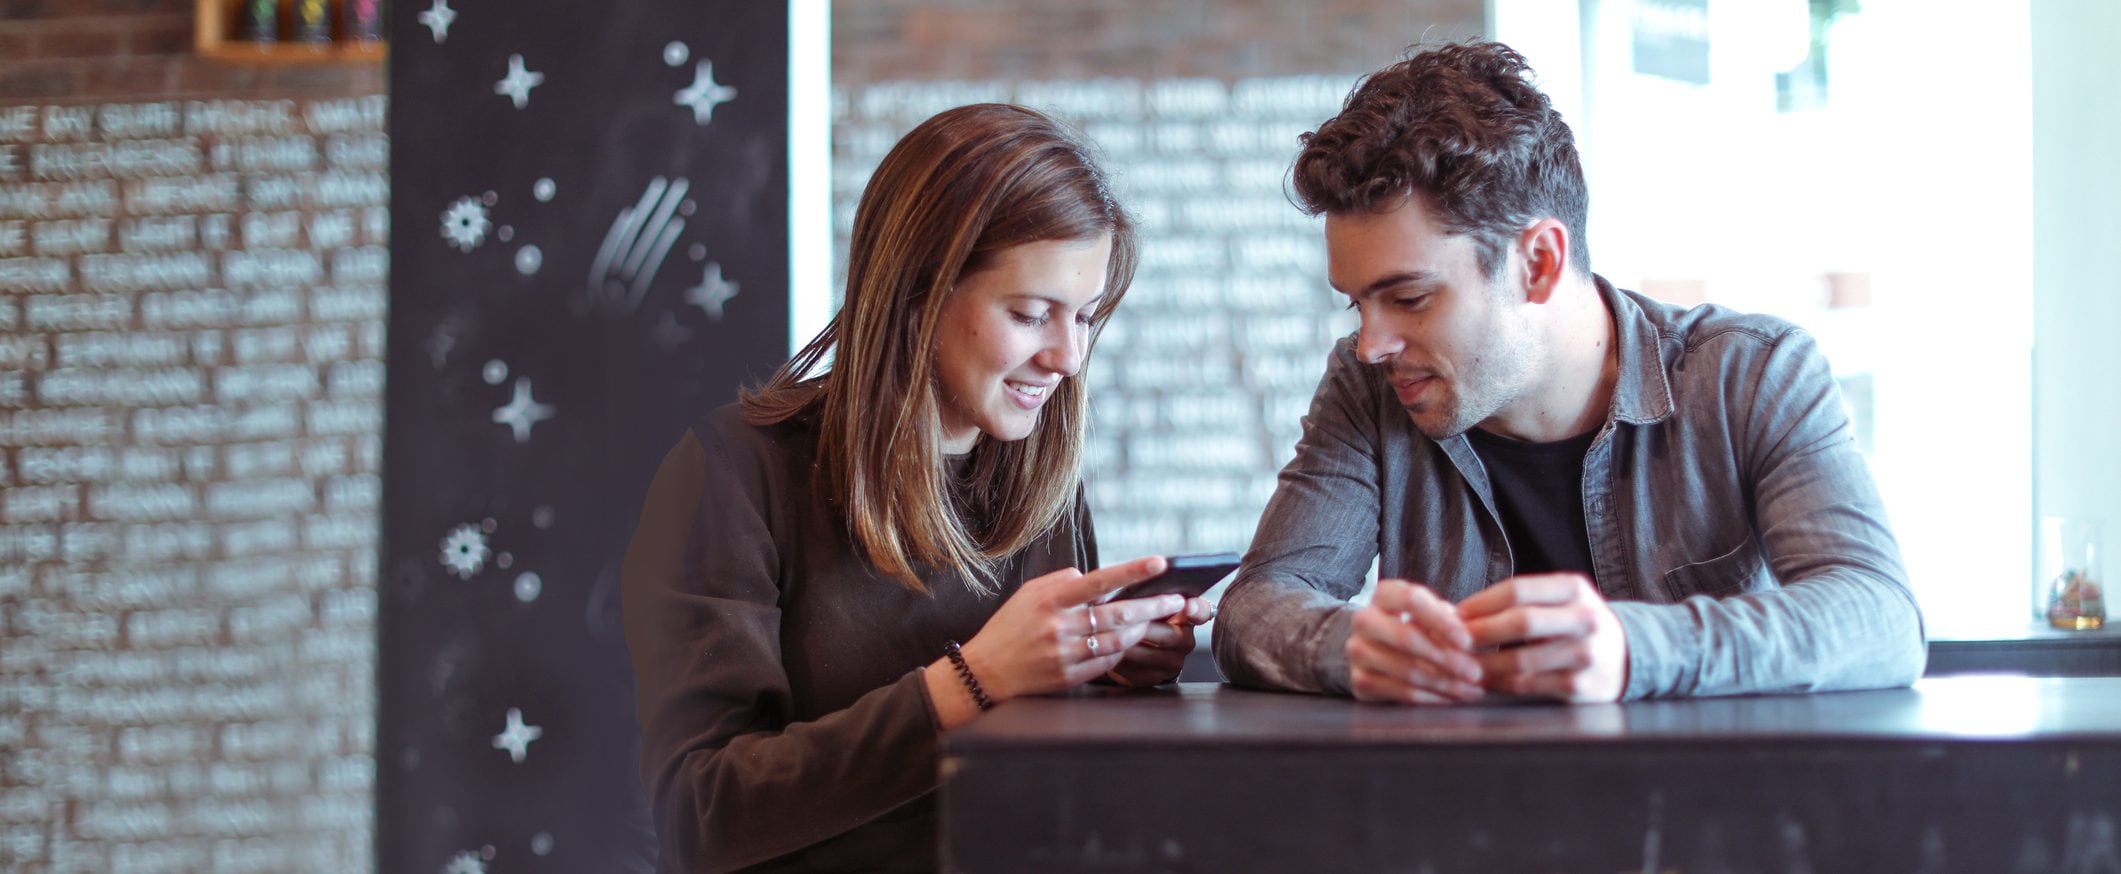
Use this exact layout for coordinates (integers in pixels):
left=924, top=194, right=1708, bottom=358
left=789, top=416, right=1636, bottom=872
left=1596, top=274, right=1675, bottom=426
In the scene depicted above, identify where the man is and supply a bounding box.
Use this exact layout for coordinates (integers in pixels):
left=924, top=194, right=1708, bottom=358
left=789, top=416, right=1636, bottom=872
left=1212, top=40, right=1925, bottom=704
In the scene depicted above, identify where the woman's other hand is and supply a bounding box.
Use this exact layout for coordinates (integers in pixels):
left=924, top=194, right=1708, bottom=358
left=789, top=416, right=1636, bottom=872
left=1105, top=593, right=1215, bottom=687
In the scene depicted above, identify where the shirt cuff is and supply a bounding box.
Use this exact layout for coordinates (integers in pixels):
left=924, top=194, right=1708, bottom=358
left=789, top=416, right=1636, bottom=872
left=1608, top=600, right=1698, bottom=700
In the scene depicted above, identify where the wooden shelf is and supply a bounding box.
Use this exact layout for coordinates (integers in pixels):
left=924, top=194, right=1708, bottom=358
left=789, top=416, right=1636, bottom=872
left=196, top=0, right=387, bottom=64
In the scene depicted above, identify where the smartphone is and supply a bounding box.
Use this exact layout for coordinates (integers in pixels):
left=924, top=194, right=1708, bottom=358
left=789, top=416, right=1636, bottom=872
left=1103, top=552, right=1242, bottom=602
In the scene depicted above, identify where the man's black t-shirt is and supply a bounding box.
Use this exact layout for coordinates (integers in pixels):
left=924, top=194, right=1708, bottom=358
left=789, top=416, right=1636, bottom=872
left=1463, top=427, right=1598, bottom=577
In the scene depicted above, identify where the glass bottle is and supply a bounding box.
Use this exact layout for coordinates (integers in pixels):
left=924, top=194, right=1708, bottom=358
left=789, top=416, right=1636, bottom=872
left=2041, top=517, right=2105, bottom=631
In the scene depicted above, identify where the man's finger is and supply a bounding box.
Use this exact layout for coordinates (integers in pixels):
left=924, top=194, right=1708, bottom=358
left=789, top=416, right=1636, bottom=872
left=1352, top=606, right=1479, bottom=681
left=1371, top=581, right=1472, bottom=650
left=1465, top=601, right=1600, bottom=649
left=1368, top=578, right=1432, bottom=613
left=1347, top=635, right=1483, bottom=698
left=1474, top=637, right=1592, bottom=677
left=1457, top=573, right=1591, bottom=620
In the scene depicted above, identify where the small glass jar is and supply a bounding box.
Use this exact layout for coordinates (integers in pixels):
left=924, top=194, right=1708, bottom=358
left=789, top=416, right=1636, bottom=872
left=2041, top=516, right=2105, bottom=631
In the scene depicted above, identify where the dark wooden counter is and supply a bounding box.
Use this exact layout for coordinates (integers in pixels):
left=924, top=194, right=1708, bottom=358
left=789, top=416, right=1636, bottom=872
left=940, top=677, right=2121, bottom=872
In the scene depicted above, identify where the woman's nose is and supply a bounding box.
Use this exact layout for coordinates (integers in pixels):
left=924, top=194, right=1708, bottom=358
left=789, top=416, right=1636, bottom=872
left=1041, top=322, right=1087, bottom=376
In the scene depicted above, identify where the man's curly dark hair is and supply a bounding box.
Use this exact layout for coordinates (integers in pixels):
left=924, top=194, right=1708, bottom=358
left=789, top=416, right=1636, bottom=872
left=1292, top=40, right=1591, bottom=280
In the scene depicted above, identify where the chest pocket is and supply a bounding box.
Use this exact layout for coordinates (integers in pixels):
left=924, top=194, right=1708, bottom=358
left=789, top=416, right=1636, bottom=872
left=1659, top=533, right=1766, bottom=600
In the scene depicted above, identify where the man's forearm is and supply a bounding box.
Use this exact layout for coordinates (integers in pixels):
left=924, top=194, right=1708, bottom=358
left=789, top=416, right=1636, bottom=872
left=1611, top=568, right=1925, bottom=699
left=1214, top=578, right=1360, bottom=694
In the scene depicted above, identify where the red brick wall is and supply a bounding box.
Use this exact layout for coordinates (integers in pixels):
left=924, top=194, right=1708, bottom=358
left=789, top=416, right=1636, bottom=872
left=0, top=4, right=384, bottom=871
left=834, top=0, right=1484, bottom=81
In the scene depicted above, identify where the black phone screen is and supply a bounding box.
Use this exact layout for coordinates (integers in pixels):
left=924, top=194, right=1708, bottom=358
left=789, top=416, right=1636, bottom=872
left=1104, top=552, right=1241, bottom=602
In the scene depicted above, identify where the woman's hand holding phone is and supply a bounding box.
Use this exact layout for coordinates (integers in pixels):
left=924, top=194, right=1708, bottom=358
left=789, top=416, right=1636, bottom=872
left=1102, top=552, right=1236, bottom=687
left=929, top=557, right=1187, bottom=728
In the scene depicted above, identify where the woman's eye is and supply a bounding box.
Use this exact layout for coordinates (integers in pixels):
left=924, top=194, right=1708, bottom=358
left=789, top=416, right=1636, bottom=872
left=1011, top=310, right=1046, bottom=326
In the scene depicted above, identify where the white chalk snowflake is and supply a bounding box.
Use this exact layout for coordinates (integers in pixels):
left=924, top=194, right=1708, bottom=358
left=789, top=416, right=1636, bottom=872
left=440, top=196, right=491, bottom=252
left=442, top=850, right=485, bottom=874
left=440, top=523, right=490, bottom=579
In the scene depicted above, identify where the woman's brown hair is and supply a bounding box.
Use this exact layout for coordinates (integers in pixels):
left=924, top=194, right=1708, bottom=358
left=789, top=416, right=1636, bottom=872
left=742, top=103, right=1137, bottom=594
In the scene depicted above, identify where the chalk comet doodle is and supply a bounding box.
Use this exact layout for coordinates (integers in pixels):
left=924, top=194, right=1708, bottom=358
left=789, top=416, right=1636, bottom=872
left=581, top=176, right=689, bottom=317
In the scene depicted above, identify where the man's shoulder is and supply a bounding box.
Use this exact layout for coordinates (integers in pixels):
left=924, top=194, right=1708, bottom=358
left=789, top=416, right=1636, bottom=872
left=1614, top=286, right=1806, bottom=357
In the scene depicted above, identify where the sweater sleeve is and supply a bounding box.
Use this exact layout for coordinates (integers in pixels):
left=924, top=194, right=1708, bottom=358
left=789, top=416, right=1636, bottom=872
left=620, top=426, right=945, bottom=873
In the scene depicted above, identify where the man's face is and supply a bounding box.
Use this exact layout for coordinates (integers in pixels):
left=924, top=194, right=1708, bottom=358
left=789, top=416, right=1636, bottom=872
left=1324, top=196, right=1542, bottom=440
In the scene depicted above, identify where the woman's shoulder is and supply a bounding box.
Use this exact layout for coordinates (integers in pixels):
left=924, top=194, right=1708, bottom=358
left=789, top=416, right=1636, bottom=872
left=689, top=401, right=819, bottom=460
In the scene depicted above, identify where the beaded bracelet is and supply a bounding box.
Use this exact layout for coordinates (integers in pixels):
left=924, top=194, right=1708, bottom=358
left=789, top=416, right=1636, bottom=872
left=942, top=641, right=993, bottom=711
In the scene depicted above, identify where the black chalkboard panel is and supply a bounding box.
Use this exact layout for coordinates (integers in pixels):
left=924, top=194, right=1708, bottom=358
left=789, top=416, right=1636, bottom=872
left=381, top=3, right=789, bottom=872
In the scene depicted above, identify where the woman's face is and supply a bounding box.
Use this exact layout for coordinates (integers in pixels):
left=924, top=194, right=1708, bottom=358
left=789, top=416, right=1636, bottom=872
left=933, top=235, right=1113, bottom=454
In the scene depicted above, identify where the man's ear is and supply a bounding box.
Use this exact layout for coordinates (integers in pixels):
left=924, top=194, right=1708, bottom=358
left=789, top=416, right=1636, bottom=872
left=1516, top=218, right=1570, bottom=305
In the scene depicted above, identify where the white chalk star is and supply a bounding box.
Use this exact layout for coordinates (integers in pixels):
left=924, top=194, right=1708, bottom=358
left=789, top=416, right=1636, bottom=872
left=495, top=54, right=545, bottom=109
left=491, top=708, right=542, bottom=763
left=491, top=376, right=556, bottom=444
left=684, top=262, right=739, bottom=321
left=673, top=60, right=737, bottom=124
left=417, top=0, right=455, bottom=43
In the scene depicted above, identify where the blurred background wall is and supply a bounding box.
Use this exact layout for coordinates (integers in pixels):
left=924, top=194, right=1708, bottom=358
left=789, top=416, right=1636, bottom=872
left=0, top=2, right=385, bottom=870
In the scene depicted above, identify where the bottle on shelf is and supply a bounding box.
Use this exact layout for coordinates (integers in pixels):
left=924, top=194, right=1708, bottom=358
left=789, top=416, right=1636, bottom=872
left=238, top=0, right=278, bottom=43
left=343, top=0, right=384, bottom=43
left=291, top=0, right=334, bottom=45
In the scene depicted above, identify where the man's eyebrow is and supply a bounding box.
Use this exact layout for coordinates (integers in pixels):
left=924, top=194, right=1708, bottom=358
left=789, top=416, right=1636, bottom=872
left=1343, top=269, right=1444, bottom=299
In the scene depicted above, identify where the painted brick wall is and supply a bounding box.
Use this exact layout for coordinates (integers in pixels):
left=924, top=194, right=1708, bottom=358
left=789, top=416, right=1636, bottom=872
left=0, top=4, right=384, bottom=871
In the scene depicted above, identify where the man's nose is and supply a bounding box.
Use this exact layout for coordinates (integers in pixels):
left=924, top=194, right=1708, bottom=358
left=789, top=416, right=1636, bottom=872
left=1355, top=316, right=1401, bottom=365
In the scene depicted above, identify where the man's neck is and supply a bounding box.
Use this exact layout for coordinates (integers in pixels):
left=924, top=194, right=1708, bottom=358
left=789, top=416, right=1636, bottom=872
left=1477, top=275, right=1617, bottom=444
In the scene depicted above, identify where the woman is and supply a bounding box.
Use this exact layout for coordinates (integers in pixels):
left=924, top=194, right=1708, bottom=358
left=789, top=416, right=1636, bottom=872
left=621, top=103, right=1215, bottom=873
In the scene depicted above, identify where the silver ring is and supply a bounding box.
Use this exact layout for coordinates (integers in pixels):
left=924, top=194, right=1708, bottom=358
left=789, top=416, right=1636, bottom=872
left=1087, top=607, right=1100, bottom=634
left=1086, top=634, right=1102, bottom=656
